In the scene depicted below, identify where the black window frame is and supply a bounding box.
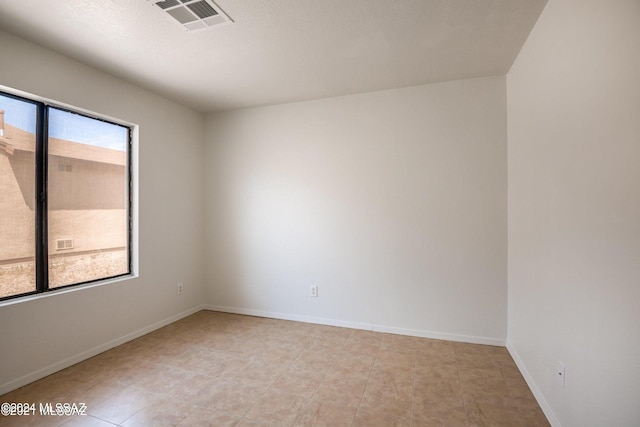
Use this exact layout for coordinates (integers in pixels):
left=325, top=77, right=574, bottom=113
left=0, top=89, right=133, bottom=302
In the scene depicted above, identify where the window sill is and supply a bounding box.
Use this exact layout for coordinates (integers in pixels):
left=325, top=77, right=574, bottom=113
left=0, top=273, right=138, bottom=308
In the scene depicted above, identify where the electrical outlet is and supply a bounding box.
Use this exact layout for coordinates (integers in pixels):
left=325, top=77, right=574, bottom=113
left=557, top=362, right=566, bottom=387
left=310, top=285, right=318, bottom=298
left=177, top=283, right=183, bottom=295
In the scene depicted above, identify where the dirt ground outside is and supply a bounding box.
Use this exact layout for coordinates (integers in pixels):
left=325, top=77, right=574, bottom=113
left=0, top=248, right=128, bottom=299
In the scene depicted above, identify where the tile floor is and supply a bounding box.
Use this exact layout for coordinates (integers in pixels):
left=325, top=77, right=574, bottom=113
left=0, top=311, right=550, bottom=426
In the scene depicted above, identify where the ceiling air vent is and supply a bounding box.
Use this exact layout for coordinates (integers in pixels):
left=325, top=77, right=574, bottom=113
left=150, top=0, right=232, bottom=31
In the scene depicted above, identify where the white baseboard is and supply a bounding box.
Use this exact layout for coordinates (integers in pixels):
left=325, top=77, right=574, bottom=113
left=204, top=304, right=505, bottom=346
left=506, top=340, right=561, bottom=427
left=204, top=304, right=374, bottom=331
left=372, top=323, right=505, bottom=346
left=0, top=304, right=205, bottom=396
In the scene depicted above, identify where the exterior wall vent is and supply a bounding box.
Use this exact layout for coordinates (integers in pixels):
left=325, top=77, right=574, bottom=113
left=57, top=163, right=73, bottom=172
left=56, top=239, right=74, bottom=251
left=150, top=0, right=232, bottom=31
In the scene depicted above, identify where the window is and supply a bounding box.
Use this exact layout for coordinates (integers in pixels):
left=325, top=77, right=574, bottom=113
left=0, top=89, right=132, bottom=301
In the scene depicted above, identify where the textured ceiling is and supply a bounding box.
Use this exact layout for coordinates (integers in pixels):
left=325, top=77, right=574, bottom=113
left=0, top=0, right=547, bottom=112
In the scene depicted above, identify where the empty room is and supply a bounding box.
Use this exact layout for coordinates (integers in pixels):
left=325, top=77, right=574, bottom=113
left=0, top=1, right=638, bottom=426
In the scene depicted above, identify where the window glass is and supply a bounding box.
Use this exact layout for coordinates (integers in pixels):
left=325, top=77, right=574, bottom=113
left=0, top=94, right=37, bottom=298
left=47, top=108, right=130, bottom=288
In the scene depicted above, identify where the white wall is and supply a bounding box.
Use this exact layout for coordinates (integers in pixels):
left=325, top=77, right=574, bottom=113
left=0, top=31, right=206, bottom=393
left=507, top=1, right=640, bottom=426
left=205, top=76, right=507, bottom=344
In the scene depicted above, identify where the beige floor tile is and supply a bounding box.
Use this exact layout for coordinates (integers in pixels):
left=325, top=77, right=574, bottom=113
left=0, top=412, right=70, bottom=427
left=294, top=399, right=359, bottom=427
left=205, top=353, right=253, bottom=378
left=369, top=363, right=414, bottom=383
left=341, top=341, right=380, bottom=356
left=175, top=347, right=219, bottom=372
left=197, top=333, right=241, bottom=351
left=1, top=311, right=550, bottom=427
left=414, top=350, right=457, bottom=368
left=459, top=375, right=510, bottom=399
left=324, top=354, right=375, bottom=380
left=67, top=379, right=127, bottom=409
left=227, top=359, right=287, bottom=385
left=107, top=362, right=158, bottom=388
left=39, top=365, right=98, bottom=388
left=501, top=366, right=525, bottom=380
left=258, top=343, right=302, bottom=362
left=465, top=401, right=524, bottom=427
left=175, top=407, right=239, bottom=427
left=22, top=376, right=93, bottom=404
left=513, top=392, right=542, bottom=412
left=1, top=386, right=37, bottom=404
left=458, top=367, right=503, bottom=381
left=463, top=393, right=525, bottom=426
left=196, top=379, right=267, bottom=418
left=414, top=364, right=459, bottom=382
left=347, top=330, right=384, bottom=346
left=374, top=350, right=415, bottom=370
left=120, top=396, right=195, bottom=427
left=163, top=373, right=217, bottom=402
left=453, top=343, right=501, bottom=370
left=313, top=376, right=367, bottom=408
left=412, top=395, right=468, bottom=426
left=288, top=351, right=335, bottom=374
left=520, top=406, right=551, bottom=427
left=298, top=340, right=338, bottom=356
left=59, top=415, right=118, bottom=426
left=268, top=368, right=326, bottom=401
left=359, top=377, right=413, bottom=418
left=414, top=378, right=463, bottom=401
left=493, top=349, right=518, bottom=368
left=130, top=364, right=199, bottom=395
left=233, top=421, right=268, bottom=427
left=415, top=339, right=455, bottom=355
left=352, top=407, right=411, bottom=427
left=87, top=386, right=158, bottom=425
left=243, top=390, right=308, bottom=425
left=379, top=333, right=420, bottom=353
left=455, top=353, right=497, bottom=370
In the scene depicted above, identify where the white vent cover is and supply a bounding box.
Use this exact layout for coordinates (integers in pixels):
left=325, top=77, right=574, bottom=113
left=56, top=239, right=74, bottom=251
left=150, top=0, right=232, bottom=31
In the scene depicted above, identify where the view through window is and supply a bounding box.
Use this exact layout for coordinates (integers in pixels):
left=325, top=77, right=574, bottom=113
left=0, top=94, right=36, bottom=298
left=0, top=91, right=131, bottom=300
